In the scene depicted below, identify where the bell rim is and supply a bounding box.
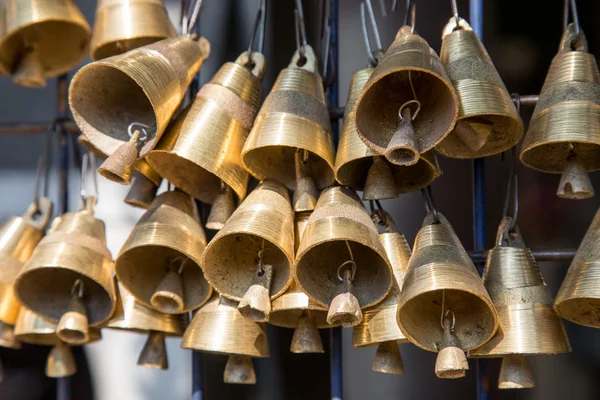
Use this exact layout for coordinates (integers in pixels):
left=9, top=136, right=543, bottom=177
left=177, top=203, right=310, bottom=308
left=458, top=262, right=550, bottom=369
left=554, top=296, right=600, bottom=328
left=520, top=139, right=600, bottom=173
left=90, top=35, right=172, bottom=61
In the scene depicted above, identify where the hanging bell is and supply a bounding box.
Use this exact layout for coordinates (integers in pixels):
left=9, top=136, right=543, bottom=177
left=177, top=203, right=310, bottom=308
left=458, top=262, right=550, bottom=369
left=396, top=212, right=498, bottom=378
left=90, top=0, right=176, bottom=61
left=0, top=0, right=91, bottom=87
left=115, top=190, right=212, bottom=314
left=124, top=160, right=163, bottom=209
left=181, top=294, right=270, bottom=384
left=354, top=26, right=458, bottom=165
left=520, top=24, right=600, bottom=199
left=202, top=180, right=294, bottom=322
left=69, top=35, right=211, bottom=184
left=148, top=51, right=266, bottom=208
left=241, top=45, right=335, bottom=192
left=436, top=17, right=524, bottom=158
left=295, top=187, right=393, bottom=328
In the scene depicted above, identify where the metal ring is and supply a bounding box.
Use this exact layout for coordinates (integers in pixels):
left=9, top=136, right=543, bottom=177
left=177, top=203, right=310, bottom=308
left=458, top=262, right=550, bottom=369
left=337, top=260, right=357, bottom=282
left=128, top=122, right=151, bottom=142
left=441, top=309, right=456, bottom=332
left=71, top=279, right=84, bottom=299
left=398, top=99, right=421, bottom=121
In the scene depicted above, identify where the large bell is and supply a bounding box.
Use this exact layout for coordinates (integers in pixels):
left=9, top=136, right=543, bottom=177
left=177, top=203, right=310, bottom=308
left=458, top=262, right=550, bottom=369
left=396, top=212, right=498, bottom=378
left=295, top=187, right=393, bottom=328
left=0, top=0, right=91, bottom=88
left=115, top=190, right=211, bottom=314
left=520, top=24, right=600, bottom=200
left=436, top=17, right=524, bottom=158
left=148, top=51, right=267, bottom=208
left=202, top=180, right=294, bottom=322
left=90, top=0, right=176, bottom=61
left=354, top=26, right=458, bottom=166
left=470, top=217, right=570, bottom=389
left=335, top=67, right=441, bottom=197
left=108, top=283, right=187, bottom=370
left=181, top=294, right=270, bottom=384
left=241, top=46, right=335, bottom=197
left=69, top=35, right=211, bottom=184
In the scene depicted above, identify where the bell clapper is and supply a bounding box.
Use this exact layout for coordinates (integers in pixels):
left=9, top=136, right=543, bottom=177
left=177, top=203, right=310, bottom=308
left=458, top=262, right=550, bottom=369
left=224, top=354, right=256, bottom=384
left=454, top=119, right=493, bottom=152
left=238, top=244, right=273, bottom=322
left=293, top=150, right=319, bottom=212
left=498, top=355, right=535, bottom=389
left=363, top=157, right=399, bottom=200
left=137, top=331, right=168, bottom=370
left=99, top=122, right=150, bottom=185
left=13, top=48, right=46, bottom=88
left=206, top=183, right=236, bottom=230
left=290, top=310, right=324, bottom=353
left=557, top=147, right=595, bottom=199
left=372, top=341, right=405, bottom=375
left=46, top=341, right=77, bottom=378
left=151, top=257, right=187, bottom=314
left=57, top=279, right=90, bottom=345
left=327, top=241, right=363, bottom=327
left=435, top=308, right=469, bottom=379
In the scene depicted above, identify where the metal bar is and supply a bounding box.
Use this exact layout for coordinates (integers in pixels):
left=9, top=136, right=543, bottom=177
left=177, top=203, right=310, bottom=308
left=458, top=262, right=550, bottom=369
left=192, top=352, right=204, bottom=400
left=0, top=121, right=79, bottom=135
left=469, top=249, right=576, bottom=264
left=57, top=376, right=72, bottom=400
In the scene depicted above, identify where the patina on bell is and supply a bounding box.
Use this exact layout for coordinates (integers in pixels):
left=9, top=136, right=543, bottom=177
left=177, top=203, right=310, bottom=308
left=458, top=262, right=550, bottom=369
left=0, top=0, right=91, bottom=87
left=295, top=187, right=393, bottom=328
left=181, top=294, right=270, bottom=384
left=436, top=17, right=524, bottom=158
left=354, top=26, right=458, bottom=165
left=69, top=35, right=211, bottom=184
left=520, top=24, right=600, bottom=200
left=396, top=212, right=498, bottom=378
left=115, top=190, right=212, bottom=314
left=470, top=217, right=570, bottom=389
left=90, top=0, right=176, bottom=61
left=202, top=180, right=294, bottom=322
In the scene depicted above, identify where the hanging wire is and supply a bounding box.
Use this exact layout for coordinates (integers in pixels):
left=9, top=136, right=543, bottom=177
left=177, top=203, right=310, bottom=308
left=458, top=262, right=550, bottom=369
left=182, top=0, right=204, bottom=37
left=294, top=0, right=308, bottom=61
left=71, top=279, right=84, bottom=299
left=360, top=0, right=384, bottom=66
left=501, top=94, right=522, bottom=234
left=403, top=0, right=416, bottom=32
left=563, top=0, right=580, bottom=35
left=378, top=0, right=398, bottom=16
left=337, top=241, right=356, bottom=282
left=319, top=0, right=336, bottom=83
left=247, top=0, right=267, bottom=65
left=450, top=0, right=460, bottom=25
left=80, top=153, right=98, bottom=209
left=421, top=186, right=440, bottom=223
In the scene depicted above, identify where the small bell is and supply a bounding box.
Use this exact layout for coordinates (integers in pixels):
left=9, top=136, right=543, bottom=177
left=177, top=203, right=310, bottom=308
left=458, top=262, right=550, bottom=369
left=556, top=154, right=594, bottom=199
left=384, top=106, right=420, bottom=166
left=206, top=184, right=236, bottom=231
left=98, top=130, right=140, bottom=184
left=293, top=151, right=319, bottom=212
left=498, top=356, right=535, bottom=389
left=435, top=312, right=469, bottom=379
left=372, top=341, right=404, bottom=375
left=224, top=355, right=256, bottom=385
left=363, top=157, right=398, bottom=200
left=56, top=280, right=90, bottom=345
left=46, top=342, right=77, bottom=378
left=137, top=331, right=168, bottom=369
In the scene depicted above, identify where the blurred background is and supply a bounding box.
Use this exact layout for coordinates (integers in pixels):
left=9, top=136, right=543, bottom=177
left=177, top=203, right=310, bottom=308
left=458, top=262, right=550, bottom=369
left=1, top=0, right=600, bottom=399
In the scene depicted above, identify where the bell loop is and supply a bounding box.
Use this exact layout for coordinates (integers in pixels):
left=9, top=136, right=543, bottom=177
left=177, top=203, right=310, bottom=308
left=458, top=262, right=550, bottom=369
left=294, top=0, right=308, bottom=62
left=246, top=0, right=267, bottom=68
left=128, top=122, right=152, bottom=143
left=361, top=0, right=384, bottom=67
left=398, top=99, right=421, bottom=122
left=71, top=279, right=84, bottom=299
left=337, top=260, right=357, bottom=283
left=421, top=186, right=440, bottom=224
left=441, top=309, right=456, bottom=332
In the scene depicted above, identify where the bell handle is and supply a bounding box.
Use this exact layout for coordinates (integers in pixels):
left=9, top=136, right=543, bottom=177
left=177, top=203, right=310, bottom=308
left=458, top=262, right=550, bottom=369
left=289, top=45, right=319, bottom=74
left=495, top=217, right=525, bottom=248
left=441, top=16, right=472, bottom=39
left=236, top=51, right=267, bottom=81
left=23, top=196, right=53, bottom=230
left=559, top=23, right=588, bottom=53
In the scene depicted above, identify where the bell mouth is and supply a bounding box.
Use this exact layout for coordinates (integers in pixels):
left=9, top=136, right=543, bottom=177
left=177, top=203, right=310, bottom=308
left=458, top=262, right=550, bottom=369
left=385, top=147, right=420, bottom=166
left=554, top=297, right=600, bottom=328
left=151, top=292, right=184, bottom=314
left=56, top=328, right=87, bottom=345
left=521, top=141, right=600, bottom=174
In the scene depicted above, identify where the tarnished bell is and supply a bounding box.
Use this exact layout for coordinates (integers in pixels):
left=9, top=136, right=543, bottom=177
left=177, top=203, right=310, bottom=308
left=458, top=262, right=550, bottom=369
left=148, top=51, right=267, bottom=205
left=354, top=26, right=458, bottom=165
left=90, top=0, right=176, bottom=61
left=470, top=217, right=570, bottom=389
left=241, top=46, right=335, bottom=191
left=295, top=187, right=393, bottom=328
left=334, top=67, right=441, bottom=197
left=0, top=0, right=91, bottom=88
left=521, top=24, right=600, bottom=200
left=181, top=294, right=269, bottom=385
left=436, top=18, right=524, bottom=158
left=115, top=190, right=211, bottom=314
left=69, top=35, right=211, bottom=184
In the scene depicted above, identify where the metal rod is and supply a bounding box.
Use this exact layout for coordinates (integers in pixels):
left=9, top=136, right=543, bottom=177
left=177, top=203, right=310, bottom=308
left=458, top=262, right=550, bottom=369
left=469, top=249, right=576, bottom=264
left=57, top=375, right=72, bottom=400
left=192, top=352, right=204, bottom=400
left=0, top=121, right=79, bottom=135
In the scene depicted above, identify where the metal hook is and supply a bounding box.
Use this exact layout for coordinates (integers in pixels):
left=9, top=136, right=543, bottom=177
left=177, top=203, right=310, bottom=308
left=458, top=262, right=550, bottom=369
left=361, top=0, right=384, bottom=66
left=183, top=0, right=203, bottom=37
left=128, top=122, right=151, bottom=142
left=80, top=153, right=98, bottom=209
left=421, top=186, right=440, bottom=224
left=71, top=279, right=84, bottom=299
left=502, top=146, right=519, bottom=235
left=247, top=0, right=267, bottom=65
left=256, top=239, right=269, bottom=276
left=563, top=0, right=580, bottom=36
left=441, top=309, right=456, bottom=332
left=369, top=199, right=387, bottom=227
left=169, top=256, right=189, bottom=275
left=450, top=0, right=460, bottom=25
left=337, top=240, right=357, bottom=282
left=403, top=0, right=416, bottom=33
left=294, top=0, right=308, bottom=61
left=378, top=0, right=398, bottom=16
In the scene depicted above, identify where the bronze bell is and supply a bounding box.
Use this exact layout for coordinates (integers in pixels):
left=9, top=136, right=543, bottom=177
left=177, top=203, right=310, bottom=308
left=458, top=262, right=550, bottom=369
left=520, top=24, right=600, bottom=199
left=335, top=67, right=441, bottom=197
left=354, top=26, right=458, bottom=166
left=181, top=294, right=270, bottom=384
left=69, top=35, right=211, bottom=184
left=0, top=0, right=91, bottom=87
left=295, top=187, right=393, bottom=328
left=470, top=217, right=570, bottom=388
left=241, top=45, right=336, bottom=208
left=202, top=180, right=295, bottom=322
left=108, top=283, right=187, bottom=370
left=90, top=0, right=176, bottom=61
left=396, top=211, right=498, bottom=379
left=436, top=17, right=524, bottom=158
left=115, top=190, right=212, bottom=314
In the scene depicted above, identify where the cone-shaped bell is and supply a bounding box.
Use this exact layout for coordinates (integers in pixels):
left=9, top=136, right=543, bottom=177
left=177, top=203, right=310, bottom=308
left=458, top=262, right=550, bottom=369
left=115, top=190, right=211, bottom=313
left=0, top=321, right=21, bottom=349
left=90, top=0, right=176, bottom=61
left=0, top=0, right=91, bottom=87
left=397, top=212, right=498, bottom=355
left=354, top=26, right=458, bottom=157
left=436, top=17, right=524, bottom=158
left=202, top=180, right=294, bottom=304
left=46, top=342, right=77, bottom=378
left=224, top=355, right=256, bottom=384
left=242, top=46, right=335, bottom=191
left=334, top=68, right=441, bottom=194
left=290, top=312, right=324, bottom=353
left=295, top=187, right=393, bottom=327
left=293, top=151, right=319, bottom=212
left=435, top=317, right=469, bottom=379
left=56, top=292, right=90, bottom=345
left=148, top=51, right=266, bottom=204
left=384, top=107, right=420, bottom=166
left=498, top=356, right=535, bottom=389
left=206, top=185, right=236, bottom=231
left=69, top=35, right=211, bottom=163
left=137, top=331, right=168, bottom=369
left=125, top=171, right=160, bottom=209
left=555, top=207, right=600, bottom=326
left=98, top=129, right=141, bottom=184
left=372, top=341, right=404, bottom=375
left=520, top=24, right=600, bottom=198
left=238, top=263, right=273, bottom=322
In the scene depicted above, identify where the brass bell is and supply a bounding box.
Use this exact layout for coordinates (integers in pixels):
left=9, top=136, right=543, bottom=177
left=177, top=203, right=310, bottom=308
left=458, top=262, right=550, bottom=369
left=115, top=190, right=212, bottom=314
left=520, top=24, right=600, bottom=199
left=148, top=51, right=266, bottom=210
left=436, top=17, right=524, bottom=158
left=69, top=35, right=211, bottom=184
left=396, top=211, right=498, bottom=378
left=0, top=0, right=91, bottom=87
left=470, top=217, right=570, bottom=388
left=241, top=46, right=336, bottom=195
left=335, top=67, right=441, bottom=197
left=354, top=26, right=458, bottom=166
left=181, top=294, right=270, bottom=384
left=108, top=283, right=187, bottom=370
left=295, top=187, right=393, bottom=328
left=202, top=180, right=295, bottom=322
left=90, top=0, right=176, bottom=61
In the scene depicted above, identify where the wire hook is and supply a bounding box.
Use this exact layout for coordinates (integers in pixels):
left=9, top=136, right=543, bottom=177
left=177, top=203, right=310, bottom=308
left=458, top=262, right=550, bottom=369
left=319, top=0, right=335, bottom=84
left=80, top=152, right=98, bottom=210
left=247, top=0, right=267, bottom=65
left=337, top=240, right=357, bottom=283
left=421, top=186, right=440, bottom=224
left=294, top=0, right=308, bottom=61
left=361, top=0, right=384, bottom=66
left=71, top=279, right=84, bottom=299
left=450, top=0, right=460, bottom=26
left=403, top=0, right=416, bottom=33
left=563, top=0, right=580, bottom=37
left=182, top=0, right=204, bottom=37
